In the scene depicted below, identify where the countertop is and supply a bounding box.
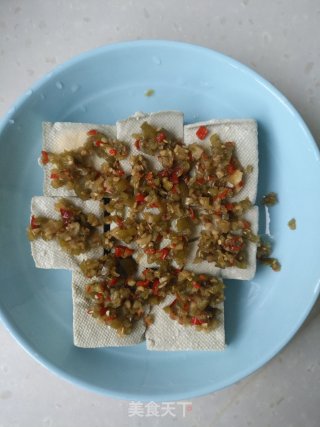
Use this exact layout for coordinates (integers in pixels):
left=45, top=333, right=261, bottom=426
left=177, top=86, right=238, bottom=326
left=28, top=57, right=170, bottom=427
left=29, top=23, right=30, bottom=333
left=1, top=1, right=320, bottom=426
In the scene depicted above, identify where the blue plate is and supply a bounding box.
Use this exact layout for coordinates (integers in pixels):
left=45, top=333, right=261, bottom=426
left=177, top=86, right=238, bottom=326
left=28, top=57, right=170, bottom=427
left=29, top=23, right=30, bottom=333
left=0, top=41, right=319, bottom=401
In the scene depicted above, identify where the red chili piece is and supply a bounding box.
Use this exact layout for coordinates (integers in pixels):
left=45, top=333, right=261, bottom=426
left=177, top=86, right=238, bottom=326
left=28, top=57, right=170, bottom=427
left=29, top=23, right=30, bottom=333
left=158, top=169, right=170, bottom=178
left=225, top=203, right=234, bottom=211
left=114, top=246, right=125, bottom=257
left=114, top=246, right=134, bottom=257
left=144, top=248, right=156, bottom=255
left=60, top=208, right=74, bottom=225
left=135, top=193, right=146, bottom=203
left=183, top=302, right=190, bottom=311
left=196, top=177, right=206, bottom=185
left=170, top=298, right=177, bottom=307
left=158, top=247, right=170, bottom=260
left=196, top=126, right=208, bottom=140
left=136, top=280, right=150, bottom=287
left=156, top=132, right=166, bottom=143
left=41, top=151, right=49, bottom=165
left=170, top=171, right=180, bottom=184
left=134, top=139, right=141, bottom=150
left=145, top=171, right=154, bottom=184
left=114, top=216, right=124, bottom=227
left=142, top=269, right=151, bottom=276
left=156, top=233, right=163, bottom=242
left=108, top=148, right=117, bottom=156
left=191, top=317, right=204, bottom=325
left=50, top=172, right=59, bottom=179
left=99, top=307, right=107, bottom=316
left=87, top=129, right=98, bottom=136
left=122, top=247, right=132, bottom=257
left=109, top=278, right=118, bottom=287
left=227, top=162, right=236, bottom=175
left=30, top=215, right=39, bottom=229
left=217, top=189, right=230, bottom=200
left=188, top=207, right=196, bottom=220
left=152, top=279, right=160, bottom=295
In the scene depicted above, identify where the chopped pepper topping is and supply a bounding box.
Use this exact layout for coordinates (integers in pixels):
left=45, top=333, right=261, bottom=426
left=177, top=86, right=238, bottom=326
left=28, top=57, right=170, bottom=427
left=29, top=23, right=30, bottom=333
left=288, top=218, right=296, bottom=230
left=257, top=238, right=281, bottom=272
left=145, top=89, right=155, bottom=97
left=27, top=199, right=102, bottom=255
left=262, top=192, right=278, bottom=206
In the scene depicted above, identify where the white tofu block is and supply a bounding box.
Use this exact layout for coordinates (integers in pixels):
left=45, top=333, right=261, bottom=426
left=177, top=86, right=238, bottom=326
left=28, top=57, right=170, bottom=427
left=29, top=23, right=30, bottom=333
left=42, top=122, right=117, bottom=197
left=72, top=272, right=146, bottom=348
left=184, top=119, right=258, bottom=203
left=186, top=206, right=259, bottom=280
left=145, top=207, right=258, bottom=351
left=146, top=295, right=224, bottom=351
left=30, top=196, right=104, bottom=270
left=116, top=111, right=184, bottom=173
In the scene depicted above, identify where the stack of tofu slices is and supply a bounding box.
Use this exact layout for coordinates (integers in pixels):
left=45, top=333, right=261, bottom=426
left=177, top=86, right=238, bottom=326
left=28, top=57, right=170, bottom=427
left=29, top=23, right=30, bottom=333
left=30, top=111, right=258, bottom=351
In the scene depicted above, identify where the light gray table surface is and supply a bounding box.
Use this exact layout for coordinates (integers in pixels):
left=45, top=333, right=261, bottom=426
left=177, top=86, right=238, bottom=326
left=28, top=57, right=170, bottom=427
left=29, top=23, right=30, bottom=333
left=1, top=1, right=319, bottom=426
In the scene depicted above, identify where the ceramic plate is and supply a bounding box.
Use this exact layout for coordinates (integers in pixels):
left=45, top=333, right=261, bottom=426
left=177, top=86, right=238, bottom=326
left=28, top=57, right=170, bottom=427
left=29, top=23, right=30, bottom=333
left=0, top=41, right=319, bottom=401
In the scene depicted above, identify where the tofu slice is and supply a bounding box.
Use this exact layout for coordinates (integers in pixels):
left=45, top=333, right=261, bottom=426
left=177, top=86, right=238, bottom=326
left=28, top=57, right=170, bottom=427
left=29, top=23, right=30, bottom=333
left=42, top=122, right=117, bottom=197
left=116, top=111, right=184, bottom=173
left=184, top=119, right=258, bottom=203
left=145, top=210, right=258, bottom=352
left=145, top=205, right=257, bottom=351
left=30, top=196, right=104, bottom=270
left=146, top=296, right=224, bottom=351
left=72, top=272, right=146, bottom=348
left=145, top=207, right=257, bottom=351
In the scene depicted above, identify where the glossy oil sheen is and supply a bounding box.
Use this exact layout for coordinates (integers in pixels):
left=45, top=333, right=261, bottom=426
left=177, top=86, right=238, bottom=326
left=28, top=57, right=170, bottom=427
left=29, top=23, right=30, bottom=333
left=0, top=41, right=319, bottom=401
